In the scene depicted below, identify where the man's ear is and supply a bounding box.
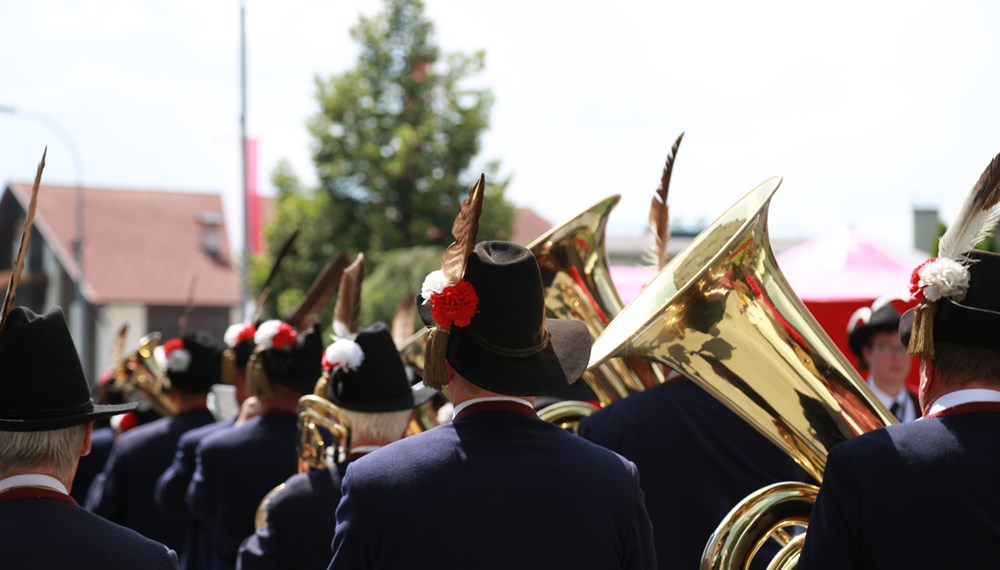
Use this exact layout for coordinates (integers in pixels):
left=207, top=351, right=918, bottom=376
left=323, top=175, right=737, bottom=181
left=80, top=422, right=94, bottom=457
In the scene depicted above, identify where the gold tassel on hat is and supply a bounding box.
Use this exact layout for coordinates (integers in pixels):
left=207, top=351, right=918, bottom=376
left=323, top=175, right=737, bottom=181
left=423, top=327, right=451, bottom=389
left=907, top=301, right=936, bottom=359
left=246, top=352, right=274, bottom=400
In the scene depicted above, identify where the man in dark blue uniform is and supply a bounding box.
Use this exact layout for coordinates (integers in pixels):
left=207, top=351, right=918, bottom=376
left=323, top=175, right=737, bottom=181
left=579, top=376, right=807, bottom=569
left=239, top=322, right=436, bottom=570
left=87, top=330, right=223, bottom=553
left=0, top=306, right=178, bottom=570
left=329, top=241, right=656, bottom=569
left=157, top=322, right=258, bottom=570
left=846, top=298, right=919, bottom=422
left=800, top=249, right=1000, bottom=568
left=187, top=319, right=324, bottom=570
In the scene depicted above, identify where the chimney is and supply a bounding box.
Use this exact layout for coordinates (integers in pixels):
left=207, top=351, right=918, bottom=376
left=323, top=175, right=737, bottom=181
left=913, top=206, right=939, bottom=255
left=198, top=212, right=223, bottom=260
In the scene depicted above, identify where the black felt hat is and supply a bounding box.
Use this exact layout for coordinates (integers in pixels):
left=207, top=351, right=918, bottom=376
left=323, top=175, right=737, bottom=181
left=847, top=301, right=903, bottom=367
left=900, top=250, right=1000, bottom=352
left=256, top=322, right=324, bottom=394
left=0, top=307, right=136, bottom=432
left=419, top=241, right=591, bottom=396
left=162, top=330, right=223, bottom=393
left=325, top=322, right=436, bottom=412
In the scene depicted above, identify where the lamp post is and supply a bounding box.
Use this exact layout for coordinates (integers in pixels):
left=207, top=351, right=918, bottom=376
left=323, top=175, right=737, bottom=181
left=0, top=105, right=90, bottom=381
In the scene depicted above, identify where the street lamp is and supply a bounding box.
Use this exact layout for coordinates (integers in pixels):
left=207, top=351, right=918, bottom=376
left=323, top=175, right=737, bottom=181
left=0, top=104, right=90, bottom=381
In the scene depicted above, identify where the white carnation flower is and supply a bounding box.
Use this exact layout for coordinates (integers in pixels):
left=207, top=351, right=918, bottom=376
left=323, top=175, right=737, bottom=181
left=918, top=257, right=970, bottom=302
left=323, top=339, right=365, bottom=373
left=420, top=269, right=451, bottom=303
left=224, top=323, right=247, bottom=348
left=254, top=319, right=284, bottom=350
left=167, top=348, right=192, bottom=373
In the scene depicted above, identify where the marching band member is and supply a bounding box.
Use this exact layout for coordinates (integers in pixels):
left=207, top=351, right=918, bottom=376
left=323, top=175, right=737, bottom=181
left=801, top=156, right=1000, bottom=567
left=329, top=180, right=655, bottom=569
left=0, top=307, right=178, bottom=569
left=156, top=322, right=257, bottom=570
left=238, top=322, right=436, bottom=570
left=847, top=298, right=919, bottom=422
left=87, top=331, right=224, bottom=554
left=186, top=319, right=324, bottom=570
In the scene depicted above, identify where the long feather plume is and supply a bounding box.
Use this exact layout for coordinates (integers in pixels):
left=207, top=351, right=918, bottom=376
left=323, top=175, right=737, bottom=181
left=333, top=253, right=364, bottom=336
left=938, top=151, right=1000, bottom=261
left=110, top=323, right=129, bottom=366
left=648, top=132, right=683, bottom=269
left=390, top=295, right=416, bottom=349
left=286, top=253, right=350, bottom=332
left=251, top=229, right=300, bottom=323
left=1, top=148, right=46, bottom=330
left=177, top=276, right=199, bottom=336
left=441, top=174, right=485, bottom=283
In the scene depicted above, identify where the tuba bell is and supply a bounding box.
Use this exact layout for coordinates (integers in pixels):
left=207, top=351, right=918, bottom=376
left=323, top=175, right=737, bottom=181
left=113, top=332, right=176, bottom=417
left=587, top=177, right=895, bottom=569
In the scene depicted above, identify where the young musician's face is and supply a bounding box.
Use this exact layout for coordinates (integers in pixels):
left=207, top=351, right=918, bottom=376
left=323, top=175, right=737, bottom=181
left=862, top=330, right=912, bottom=393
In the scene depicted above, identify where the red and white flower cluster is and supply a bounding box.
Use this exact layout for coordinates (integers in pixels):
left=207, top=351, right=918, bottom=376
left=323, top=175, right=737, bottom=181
left=322, top=337, right=365, bottom=373
left=224, top=323, right=257, bottom=348
left=909, top=257, right=971, bottom=303
left=420, top=269, right=479, bottom=330
left=254, top=320, right=298, bottom=351
left=155, top=338, right=191, bottom=373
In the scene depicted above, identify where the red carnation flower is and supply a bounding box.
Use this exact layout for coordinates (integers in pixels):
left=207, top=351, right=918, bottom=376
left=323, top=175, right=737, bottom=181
left=271, top=323, right=298, bottom=350
left=909, top=258, right=935, bottom=302
left=163, top=338, right=184, bottom=356
left=429, top=279, right=479, bottom=329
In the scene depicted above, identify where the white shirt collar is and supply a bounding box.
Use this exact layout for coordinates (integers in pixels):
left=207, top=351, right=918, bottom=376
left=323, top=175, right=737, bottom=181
left=0, top=474, right=68, bottom=495
left=927, top=388, right=1000, bottom=416
left=452, top=396, right=534, bottom=418
left=867, top=378, right=914, bottom=421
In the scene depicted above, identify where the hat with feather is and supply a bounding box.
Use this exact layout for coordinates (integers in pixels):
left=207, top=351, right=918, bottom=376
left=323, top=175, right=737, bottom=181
left=901, top=151, right=1000, bottom=358
left=0, top=150, right=136, bottom=431
left=847, top=296, right=909, bottom=368
left=246, top=253, right=350, bottom=397
left=319, top=254, right=436, bottom=411
left=416, top=175, right=591, bottom=396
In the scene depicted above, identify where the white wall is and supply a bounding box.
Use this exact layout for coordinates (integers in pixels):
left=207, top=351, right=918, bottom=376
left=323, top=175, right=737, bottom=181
left=94, top=304, right=147, bottom=375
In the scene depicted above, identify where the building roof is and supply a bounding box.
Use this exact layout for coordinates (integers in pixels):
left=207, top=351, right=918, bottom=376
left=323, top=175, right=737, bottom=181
left=6, top=182, right=240, bottom=306
left=512, top=207, right=552, bottom=246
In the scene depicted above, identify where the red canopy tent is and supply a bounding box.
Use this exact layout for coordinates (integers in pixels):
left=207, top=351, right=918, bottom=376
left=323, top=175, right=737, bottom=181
left=609, top=227, right=924, bottom=389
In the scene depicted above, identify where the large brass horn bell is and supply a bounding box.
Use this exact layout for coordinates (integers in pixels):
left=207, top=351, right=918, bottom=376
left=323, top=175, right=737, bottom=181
left=587, top=177, right=895, bottom=569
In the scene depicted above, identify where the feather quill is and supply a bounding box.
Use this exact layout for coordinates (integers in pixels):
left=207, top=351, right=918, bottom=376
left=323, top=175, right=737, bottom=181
left=286, top=253, right=350, bottom=332
left=333, top=253, right=365, bottom=337
left=648, top=132, right=684, bottom=269
left=938, top=151, right=1000, bottom=261
left=177, top=276, right=199, bottom=336
left=390, top=295, right=416, bottom=349
left=1, top=148, right=46, bottom=330
left=441, top=174, right=485, bottom=283
left=110, top=323, right=129, bottom=367
left=251, top=229, right=300, bottom=323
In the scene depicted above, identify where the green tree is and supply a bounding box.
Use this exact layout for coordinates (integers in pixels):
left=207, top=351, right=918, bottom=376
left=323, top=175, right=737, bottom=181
left=254, top=0, right=515, bottom=325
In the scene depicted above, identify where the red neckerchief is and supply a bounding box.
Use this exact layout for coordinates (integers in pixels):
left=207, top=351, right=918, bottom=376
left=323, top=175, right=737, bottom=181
left=0, top=487, right=76, bottom=504
left=454, top=400, right=537, bottom=421
left=925, top=401, right=1000, bottom=419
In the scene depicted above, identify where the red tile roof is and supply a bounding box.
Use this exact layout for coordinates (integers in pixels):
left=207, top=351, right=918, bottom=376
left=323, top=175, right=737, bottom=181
left=7, top=182, right=240, bottom=306
left=513, top=207, right=552, bottom=246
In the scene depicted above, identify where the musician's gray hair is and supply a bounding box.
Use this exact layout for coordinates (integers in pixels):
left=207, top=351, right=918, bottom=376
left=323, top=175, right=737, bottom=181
left=0, top=424, right=88, bottom=480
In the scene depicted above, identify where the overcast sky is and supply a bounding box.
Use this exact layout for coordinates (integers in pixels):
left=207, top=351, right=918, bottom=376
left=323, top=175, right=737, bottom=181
left=3, top=0, right=999, bottom=257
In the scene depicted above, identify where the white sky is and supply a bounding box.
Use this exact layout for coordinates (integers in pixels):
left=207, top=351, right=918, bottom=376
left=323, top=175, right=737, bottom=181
left=2, top=0, right=999, bottom=256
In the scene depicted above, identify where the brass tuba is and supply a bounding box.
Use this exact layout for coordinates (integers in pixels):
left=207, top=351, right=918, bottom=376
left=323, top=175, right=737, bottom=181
left=113, top=332, right=176, bottom=417
left=529, top=195, right=665, bottom=404
left=587, top=177, right=895, bottom=569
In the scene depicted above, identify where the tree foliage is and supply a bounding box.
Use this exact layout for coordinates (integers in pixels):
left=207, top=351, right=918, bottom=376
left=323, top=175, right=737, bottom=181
left=253, top=0, right=515, bottom=326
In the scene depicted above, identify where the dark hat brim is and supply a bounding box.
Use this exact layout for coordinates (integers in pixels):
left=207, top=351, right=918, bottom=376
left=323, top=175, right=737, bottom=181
left=447, top=317, right=591, bottom=396
left=328, top=381, right=436, bottom=412
left=0, top=401, right=137, bottom=432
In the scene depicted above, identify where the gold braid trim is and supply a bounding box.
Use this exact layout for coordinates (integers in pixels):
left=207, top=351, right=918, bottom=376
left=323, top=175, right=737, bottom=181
left=907, top=301, right=937, bottom=359
left=423, top=327, right=450, bottom=390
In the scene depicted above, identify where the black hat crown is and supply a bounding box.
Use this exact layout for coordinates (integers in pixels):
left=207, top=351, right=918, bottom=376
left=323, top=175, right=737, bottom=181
left=326, top=322, right=435, bottom=412
left=422, top=241, right=591, bottom=396
left=256, top=321, right=324, bottom=394
left=163, top=330, right=223, bottom=393
left=0, top=307, right=135, bottom=431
